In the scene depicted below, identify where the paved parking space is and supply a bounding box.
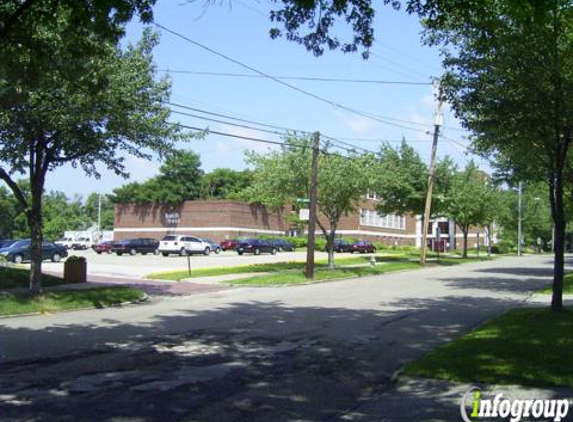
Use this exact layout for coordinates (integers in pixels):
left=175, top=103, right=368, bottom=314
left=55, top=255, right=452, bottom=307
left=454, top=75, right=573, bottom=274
left=41, top=249, right=340, bottom=279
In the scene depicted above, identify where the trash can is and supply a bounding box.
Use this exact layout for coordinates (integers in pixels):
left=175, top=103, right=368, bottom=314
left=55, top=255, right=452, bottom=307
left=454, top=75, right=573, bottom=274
left=64, top=256, right=87, bottom=284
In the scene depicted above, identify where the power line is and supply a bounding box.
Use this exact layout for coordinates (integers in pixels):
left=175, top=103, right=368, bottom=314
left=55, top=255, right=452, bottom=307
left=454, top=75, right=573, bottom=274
left=152, top=20, right=435, bottom=134
left=158, top=69, right=434, bottom=86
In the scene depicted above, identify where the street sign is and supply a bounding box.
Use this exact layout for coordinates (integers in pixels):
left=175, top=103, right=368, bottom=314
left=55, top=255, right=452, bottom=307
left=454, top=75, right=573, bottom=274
left=299, top=208, right=310, bottom=221
left=296, top=198, right=310, bottom=204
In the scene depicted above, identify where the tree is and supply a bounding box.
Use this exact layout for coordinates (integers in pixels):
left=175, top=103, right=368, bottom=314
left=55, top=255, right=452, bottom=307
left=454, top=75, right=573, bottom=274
left=374, top=140, right=455, bottom=219
left=242, top=135, right=374, bottom=268
left=0, top=3, right=183, bottom=294
left=409, top=1, right=573, bottom=311
left=201, top=168, right=254, bottom=200
left=443, top=162, right=497, bottom=258
left=111, top=151, right=204, bottom=205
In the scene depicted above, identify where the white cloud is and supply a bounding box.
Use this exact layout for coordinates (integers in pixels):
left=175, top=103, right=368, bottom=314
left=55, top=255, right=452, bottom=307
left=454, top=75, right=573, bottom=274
left=336, top=111, right=376, bottom=135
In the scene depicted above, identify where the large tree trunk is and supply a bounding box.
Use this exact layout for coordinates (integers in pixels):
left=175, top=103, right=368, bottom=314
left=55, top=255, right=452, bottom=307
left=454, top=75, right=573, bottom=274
left=549, top=152, right=567, bottom=313
left=28, top=174, right=44, bottom=295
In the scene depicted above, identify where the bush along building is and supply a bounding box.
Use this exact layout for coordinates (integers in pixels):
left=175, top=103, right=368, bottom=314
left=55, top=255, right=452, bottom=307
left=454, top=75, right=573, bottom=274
left=113, top=198, right=490, bottom=252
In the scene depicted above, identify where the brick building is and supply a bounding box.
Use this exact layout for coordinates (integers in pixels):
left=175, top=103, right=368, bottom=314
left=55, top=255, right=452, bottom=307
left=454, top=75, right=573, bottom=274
left=114, top=199, right=488, bottom=250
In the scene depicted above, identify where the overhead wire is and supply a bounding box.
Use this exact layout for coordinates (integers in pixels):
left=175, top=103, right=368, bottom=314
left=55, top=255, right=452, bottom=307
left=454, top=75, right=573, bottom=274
left=158, top=69, right=433, bottom=85
left=151, top=20, right=437, bottom=135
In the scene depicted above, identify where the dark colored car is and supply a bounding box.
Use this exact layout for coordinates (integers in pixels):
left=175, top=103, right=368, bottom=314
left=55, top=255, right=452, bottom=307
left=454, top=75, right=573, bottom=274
left=236, top=238, right=277, bottom=255
left=270, top=239, right=295, bottom=252
left=348, top=240, right=376, bottom=254
left=324, top=239, right=350, bottom=253
left=112, top=238, right=159, bottom=256
left=220, top=238, right=240, bottom=251
left=0, top=239, right=16, bottom=249
left=200, top=238, right=222, bottom=254
left=92, top=241, right=114, bottom=254
left=0, top=239, right=68, bottom=263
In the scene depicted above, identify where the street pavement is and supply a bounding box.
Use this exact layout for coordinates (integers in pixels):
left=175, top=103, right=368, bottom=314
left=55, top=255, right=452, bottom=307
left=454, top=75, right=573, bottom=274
left=0, top=254, right=564, bottom=421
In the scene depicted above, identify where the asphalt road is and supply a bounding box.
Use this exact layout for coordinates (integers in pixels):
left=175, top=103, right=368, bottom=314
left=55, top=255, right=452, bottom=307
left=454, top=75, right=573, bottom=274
left=0, top=254, right=560, bottom=422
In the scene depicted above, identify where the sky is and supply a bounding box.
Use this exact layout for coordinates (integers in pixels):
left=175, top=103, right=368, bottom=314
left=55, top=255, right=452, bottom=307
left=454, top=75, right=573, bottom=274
left=44, top=0, right=488, bottom=197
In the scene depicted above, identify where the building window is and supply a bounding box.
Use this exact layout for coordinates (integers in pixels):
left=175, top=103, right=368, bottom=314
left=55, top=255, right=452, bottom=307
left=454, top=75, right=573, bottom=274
left=366, top=192, right=379, bottom=201
left=359, top=209, right=406, bottom=230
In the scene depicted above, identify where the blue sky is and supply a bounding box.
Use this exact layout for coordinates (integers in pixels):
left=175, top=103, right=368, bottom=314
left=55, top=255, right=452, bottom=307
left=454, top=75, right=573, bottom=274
left=45, top=0, right=486, bottom=197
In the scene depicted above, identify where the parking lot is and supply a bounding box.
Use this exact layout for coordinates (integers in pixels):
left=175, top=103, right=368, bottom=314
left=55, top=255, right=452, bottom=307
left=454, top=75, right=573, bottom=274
left=41, top=248, right=336, bottom=279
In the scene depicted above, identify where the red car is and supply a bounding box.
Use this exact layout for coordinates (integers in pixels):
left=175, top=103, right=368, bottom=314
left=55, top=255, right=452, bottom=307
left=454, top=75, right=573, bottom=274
left=220, top=238, right=240, bottom=251
left=348, top=241, right=376, bottom=254
left=92, top=241, right=114, bottom=254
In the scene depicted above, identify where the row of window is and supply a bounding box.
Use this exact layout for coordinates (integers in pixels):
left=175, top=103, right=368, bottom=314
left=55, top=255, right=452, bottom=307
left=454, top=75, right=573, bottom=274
left=360, top=209, right=406, bottom=230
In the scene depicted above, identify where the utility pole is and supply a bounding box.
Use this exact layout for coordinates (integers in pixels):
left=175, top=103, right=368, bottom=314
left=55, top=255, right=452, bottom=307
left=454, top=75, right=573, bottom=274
left=306, top=132, right=320, bottom=279
left=97, top=193, right=102, bottom=237
left=517, top=181, right=523, bottom=257
left=420, top=97, right=444, bottom=265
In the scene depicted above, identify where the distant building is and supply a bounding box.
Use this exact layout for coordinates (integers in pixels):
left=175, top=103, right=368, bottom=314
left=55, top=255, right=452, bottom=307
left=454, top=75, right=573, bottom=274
left=113, top=199, right=488, bottom=250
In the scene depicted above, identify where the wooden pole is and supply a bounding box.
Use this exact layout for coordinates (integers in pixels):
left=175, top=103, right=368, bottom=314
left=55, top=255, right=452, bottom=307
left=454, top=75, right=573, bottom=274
left=306, top=132, right=320, bottom=279
left=420, top=98, right=443, bottom=265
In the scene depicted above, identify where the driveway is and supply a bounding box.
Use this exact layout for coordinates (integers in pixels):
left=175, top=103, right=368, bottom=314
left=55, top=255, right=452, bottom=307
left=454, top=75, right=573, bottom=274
left=0, top=254, right=558, bottom=421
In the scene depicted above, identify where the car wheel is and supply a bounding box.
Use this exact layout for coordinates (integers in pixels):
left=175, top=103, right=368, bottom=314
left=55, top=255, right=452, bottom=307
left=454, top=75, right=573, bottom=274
left=204, top=247, right=211, bottom=256
left=116, top=252, right=123, bottom=256
left=161, top=252, right=168, bottom=257
left=278, top=247, right=283, bottom=252
left=179, top=248, right=186, bottom=257
left=153, top=249, right=159, bottom=255
left=254, top=248, right=261, bottom=255
left=237, top=251, right=244, bottom=256
left=141, top=252, right=148, bottom=256
left=372, top=248, right=377, bottom=253
left=129, top=248, right=136, bottom=256
left=13, top=254, right=23, bottom=264
left=107, top=250, right=112, bottom=254
left=97, top=251, right=102, bottom=255
left=215, top=247, right=221, bottom=254
left=51, top=253, right=62, bottom=263
left=271, top=248, right=277, bottom=255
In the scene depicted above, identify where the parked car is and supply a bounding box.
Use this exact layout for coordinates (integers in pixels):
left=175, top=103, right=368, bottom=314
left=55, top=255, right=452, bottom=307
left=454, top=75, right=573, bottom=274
left=158, top=235, right=213, bottom=256
left=270, top=239, right=295, bottom=252
left=236, top=238, right=277, bottom=255
left=0, top=239, right=68, bottom=263
left=112, top=238, right=159, bottom=256
left=92, top=241, right=114, bottom=254
left=220, top=238, right=241, bottom=251
left=348, top=240, right=376, bottom=254
left=200, top=238, right=222, bottom=254
left=324, top=239, right=351, bottom=253
left=71, top=237, right=93, bottom=250
left=0, top=239, right=16, bottom=249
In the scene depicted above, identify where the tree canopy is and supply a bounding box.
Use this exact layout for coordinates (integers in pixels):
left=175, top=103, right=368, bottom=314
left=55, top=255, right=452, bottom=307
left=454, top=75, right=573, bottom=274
left=0, top=1, right=183, bottom=293
left=241, top=135, right=375, bottom=268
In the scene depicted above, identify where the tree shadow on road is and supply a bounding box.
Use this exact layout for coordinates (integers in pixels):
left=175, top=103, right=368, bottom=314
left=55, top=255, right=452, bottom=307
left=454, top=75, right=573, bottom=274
left=0, top=267, right=556, bottom=422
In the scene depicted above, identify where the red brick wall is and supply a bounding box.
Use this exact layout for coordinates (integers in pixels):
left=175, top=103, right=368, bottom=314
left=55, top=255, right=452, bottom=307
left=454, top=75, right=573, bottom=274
left=114, top=200, right=287, bottom=242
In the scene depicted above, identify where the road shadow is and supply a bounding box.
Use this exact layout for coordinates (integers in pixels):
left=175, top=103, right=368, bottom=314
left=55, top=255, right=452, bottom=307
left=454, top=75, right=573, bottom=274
left=0, top=286, right=544, bottom=422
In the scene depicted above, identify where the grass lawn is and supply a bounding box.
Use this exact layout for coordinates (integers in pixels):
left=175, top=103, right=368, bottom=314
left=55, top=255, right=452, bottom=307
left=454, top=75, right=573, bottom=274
left=0, top=266, right=65, bottom=290
left=539, top=273, right=573, bottom=294
left=146, top=253, right=412, bottom=281
left=403, top=308, right=573, bottom=389
left=0, top=286, right=146, bottom=316
left=229, top=261, right=422, bottom=285
left=148, top=252, right=492, bottom=282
